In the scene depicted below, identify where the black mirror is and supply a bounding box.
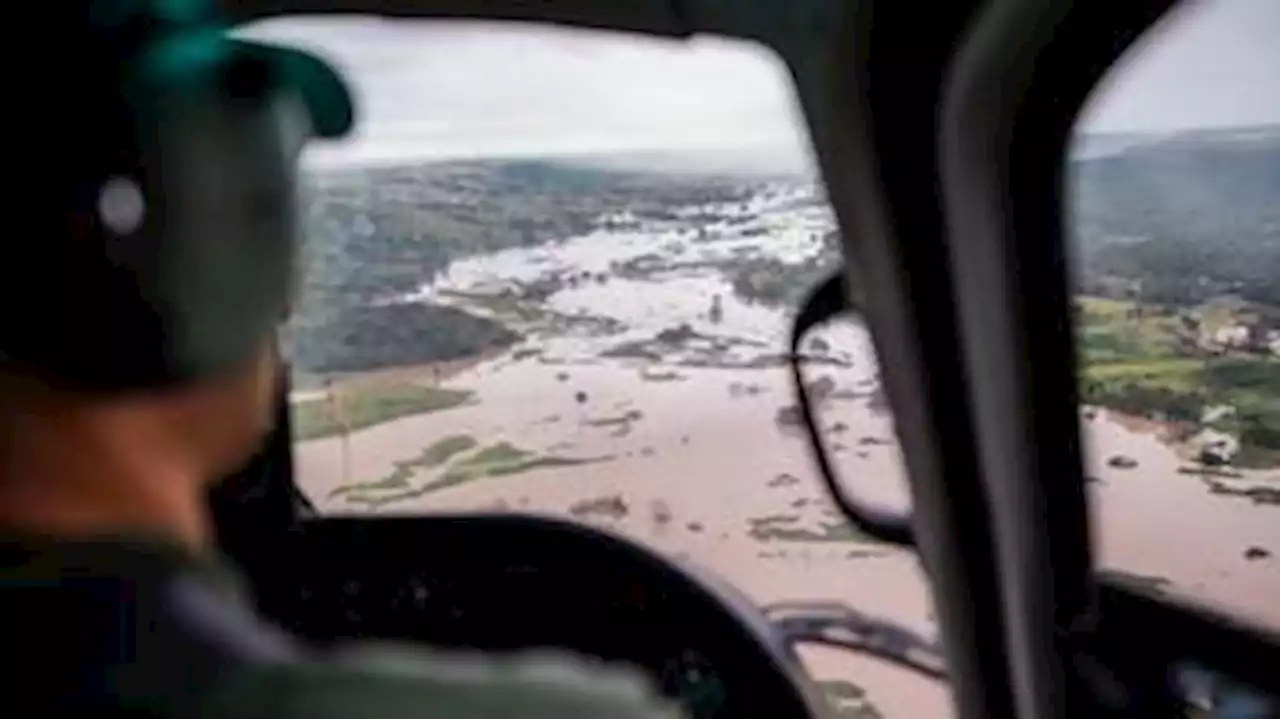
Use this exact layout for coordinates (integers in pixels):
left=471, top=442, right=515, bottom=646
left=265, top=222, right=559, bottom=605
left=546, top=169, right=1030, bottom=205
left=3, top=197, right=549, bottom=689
left=790, top=273, right=914, bottom=547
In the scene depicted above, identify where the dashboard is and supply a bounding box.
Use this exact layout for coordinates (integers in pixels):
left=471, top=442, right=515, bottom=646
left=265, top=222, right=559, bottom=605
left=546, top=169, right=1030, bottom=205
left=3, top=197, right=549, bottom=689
left=246, top=514, right=826, bottom=718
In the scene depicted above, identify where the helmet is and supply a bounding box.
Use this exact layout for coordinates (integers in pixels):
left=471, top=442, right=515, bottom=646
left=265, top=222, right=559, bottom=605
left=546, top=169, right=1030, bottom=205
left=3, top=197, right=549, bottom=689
left=0, top=0, right=354, bottom=392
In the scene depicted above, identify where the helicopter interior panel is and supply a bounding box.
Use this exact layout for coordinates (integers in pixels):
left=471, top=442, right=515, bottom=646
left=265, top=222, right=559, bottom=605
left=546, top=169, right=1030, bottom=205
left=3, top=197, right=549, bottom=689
left=247, top=514, right=826, bottom=718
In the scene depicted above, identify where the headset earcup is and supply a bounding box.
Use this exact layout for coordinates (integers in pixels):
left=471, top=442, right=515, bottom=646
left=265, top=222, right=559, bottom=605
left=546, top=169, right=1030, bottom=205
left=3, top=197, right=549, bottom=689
left=0, top=82, right=304, bottom=393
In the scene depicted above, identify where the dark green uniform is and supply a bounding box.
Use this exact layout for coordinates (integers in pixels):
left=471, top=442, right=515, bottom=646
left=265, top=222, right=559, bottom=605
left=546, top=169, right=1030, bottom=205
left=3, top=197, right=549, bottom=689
left=0, top=535, right=685, bottom=718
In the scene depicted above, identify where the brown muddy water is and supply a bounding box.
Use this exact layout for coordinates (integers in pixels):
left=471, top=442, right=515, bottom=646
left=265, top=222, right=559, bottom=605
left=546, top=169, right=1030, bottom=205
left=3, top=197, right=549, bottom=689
left=292, top=187, right=1278, bottom=718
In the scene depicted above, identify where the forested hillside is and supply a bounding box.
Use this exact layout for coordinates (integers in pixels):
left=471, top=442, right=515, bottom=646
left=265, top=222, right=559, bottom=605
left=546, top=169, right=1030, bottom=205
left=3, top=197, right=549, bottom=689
left=1069, top=125, right=1280, bottom=306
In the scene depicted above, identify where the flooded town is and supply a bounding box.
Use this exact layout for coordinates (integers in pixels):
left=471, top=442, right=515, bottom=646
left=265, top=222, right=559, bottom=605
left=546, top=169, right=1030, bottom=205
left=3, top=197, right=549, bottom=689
left=285, top=146, right=1278, bottom=719
left=242, top=9, right=1280, bottom=717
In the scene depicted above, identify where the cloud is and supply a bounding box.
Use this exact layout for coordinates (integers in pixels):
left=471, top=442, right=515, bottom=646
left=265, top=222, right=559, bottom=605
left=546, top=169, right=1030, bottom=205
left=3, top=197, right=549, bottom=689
left=241, top=18, right=810, bottom=169
left=241, top=1, right=1279, bottom=167
left=1080, top=0, right=1280, bottom=133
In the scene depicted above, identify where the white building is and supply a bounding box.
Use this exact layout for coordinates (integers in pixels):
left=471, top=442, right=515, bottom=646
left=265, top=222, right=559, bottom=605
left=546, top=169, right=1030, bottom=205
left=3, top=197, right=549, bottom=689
left=1192, top=428, right=1240, bottom=466
left=1211, top=324, right=1251, bottom=350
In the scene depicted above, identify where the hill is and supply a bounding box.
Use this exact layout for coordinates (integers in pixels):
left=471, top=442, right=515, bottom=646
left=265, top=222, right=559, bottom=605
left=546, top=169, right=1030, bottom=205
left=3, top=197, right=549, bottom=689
left=1069, top=124, right=1280, bottom=306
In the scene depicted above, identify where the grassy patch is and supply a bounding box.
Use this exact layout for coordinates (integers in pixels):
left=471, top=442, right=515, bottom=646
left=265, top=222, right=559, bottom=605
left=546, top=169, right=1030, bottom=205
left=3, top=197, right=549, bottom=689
left=747, top=516, right=867, bottom=543
left=328, top=473, right=411, bottom=498
left=585, top=409, right=645, bottom=428
left=1085, top=357, right=1204, bottom=384
left=292, top=384, right=474, bottom=441
left=484, top=456, right=590, bottom=477
left=422, top=447, right=603, bottom=494
left=456, top=441, right=532, bottom=467
left=329, top=434, right=478, bottom=499
left=340, top=441, right=611, bottom=507
left=1075, top=296, right=1280, bottom=466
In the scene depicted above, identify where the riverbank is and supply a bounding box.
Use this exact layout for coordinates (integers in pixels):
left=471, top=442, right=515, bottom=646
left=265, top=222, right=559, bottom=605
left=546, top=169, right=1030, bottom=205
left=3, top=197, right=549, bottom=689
left=289, top=349, right=506, bottom=441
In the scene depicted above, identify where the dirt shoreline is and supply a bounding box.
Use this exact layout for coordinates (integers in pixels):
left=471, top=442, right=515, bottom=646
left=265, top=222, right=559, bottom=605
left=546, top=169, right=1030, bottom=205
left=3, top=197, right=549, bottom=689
left=1092, top=406, right=1280, bottom=471
left=290, top=347, right=505, bottom=401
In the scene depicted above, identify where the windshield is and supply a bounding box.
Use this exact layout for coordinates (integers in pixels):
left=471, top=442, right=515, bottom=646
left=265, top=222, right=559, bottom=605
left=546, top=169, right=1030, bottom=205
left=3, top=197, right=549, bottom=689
left=248, top=18, right=935, bottom=719
left=1067, top=0, right=1279, bottom=629
left=249, top=1, right=1278, bottom=715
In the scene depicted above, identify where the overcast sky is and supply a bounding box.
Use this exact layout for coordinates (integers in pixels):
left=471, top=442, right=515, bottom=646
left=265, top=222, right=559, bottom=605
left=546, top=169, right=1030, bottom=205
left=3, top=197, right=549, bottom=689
left=242, top=0, right=1279, bottom=169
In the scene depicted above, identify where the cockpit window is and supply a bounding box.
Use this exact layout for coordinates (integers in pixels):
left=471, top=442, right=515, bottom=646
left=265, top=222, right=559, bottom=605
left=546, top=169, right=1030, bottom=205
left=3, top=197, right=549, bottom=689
left=1066, top=0, right=1279, bottom=626
left=243, top=18, right=944, bottom=717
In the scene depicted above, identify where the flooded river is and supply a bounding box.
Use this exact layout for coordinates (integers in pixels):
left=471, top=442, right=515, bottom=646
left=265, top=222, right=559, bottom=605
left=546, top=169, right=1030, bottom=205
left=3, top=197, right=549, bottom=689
left=293, top=185, right=1278, bottom=718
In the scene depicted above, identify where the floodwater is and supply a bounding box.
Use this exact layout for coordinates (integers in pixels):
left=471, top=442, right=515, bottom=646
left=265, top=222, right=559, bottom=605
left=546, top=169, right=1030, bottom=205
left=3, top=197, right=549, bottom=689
left=293, top=184, right=1278, bottom=718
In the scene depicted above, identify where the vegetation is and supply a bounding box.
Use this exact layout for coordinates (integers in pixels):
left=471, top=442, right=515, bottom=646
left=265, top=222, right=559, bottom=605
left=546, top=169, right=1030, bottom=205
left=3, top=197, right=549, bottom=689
left=1069, top=126, right=1280, bottom=307
left=291, top=384, right=474, bottom=441
left=291, top=134, right=1280, bottom=474
left=329, top=434, right=478, bottom=498
left=286, top=302, right=518, bottom=375
left=729, top=231, right=841, bottom=308
left=1076, top=297, right=1280, bottom=467
left=288, top=159, right=755, bottom=375
left=747, top=515, right=870, bottom=543
left=335, top=440, right=608, bottom=507
left=296, top=159, right=753, bottom=303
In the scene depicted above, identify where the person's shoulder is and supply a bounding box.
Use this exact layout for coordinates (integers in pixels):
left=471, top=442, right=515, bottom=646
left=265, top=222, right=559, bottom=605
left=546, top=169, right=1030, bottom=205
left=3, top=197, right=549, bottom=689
left=197, top=643, right=686, bottom=719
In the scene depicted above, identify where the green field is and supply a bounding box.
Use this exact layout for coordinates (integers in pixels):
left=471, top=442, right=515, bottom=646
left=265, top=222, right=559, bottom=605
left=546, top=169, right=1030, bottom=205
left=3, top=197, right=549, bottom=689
left=333, top=440, right=606, bottom=508
left=329, top=434, right=479, bottom=499
left=291, top=383, right=474, bottom=441
left=1075, top=297, right=1280, bottom=467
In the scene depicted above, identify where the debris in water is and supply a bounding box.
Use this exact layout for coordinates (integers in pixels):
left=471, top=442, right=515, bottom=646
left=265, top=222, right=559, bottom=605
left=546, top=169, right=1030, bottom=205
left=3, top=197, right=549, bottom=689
left=729, top=382, right=766, bottom=398
left=640, top=447, right=655, bottom=457
left=651, top=500, right=673, bottom=525
left=768, top=473, right=801, bottom=488
left=1108, top=454, right=1139, bottom=470
left=641, top=368, right=686, bottom=383
left=858, top=436, right=889, bottom=446
left=868, top=386, right=890, bottom=415
left=1244, top=546, right=1272, bottom=561
left=569, top=494, right=629, bottom=520
left=805, top=375, right=837, bottom=403
left=556, top=372, right=570, bottom=382
left=687, top=522, right=705, bottom=533
left=575, top=390, right=589, bottom=404
left=775, top=405, right=803, bottom=428
left=791, top=498, right=810, bottom=509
